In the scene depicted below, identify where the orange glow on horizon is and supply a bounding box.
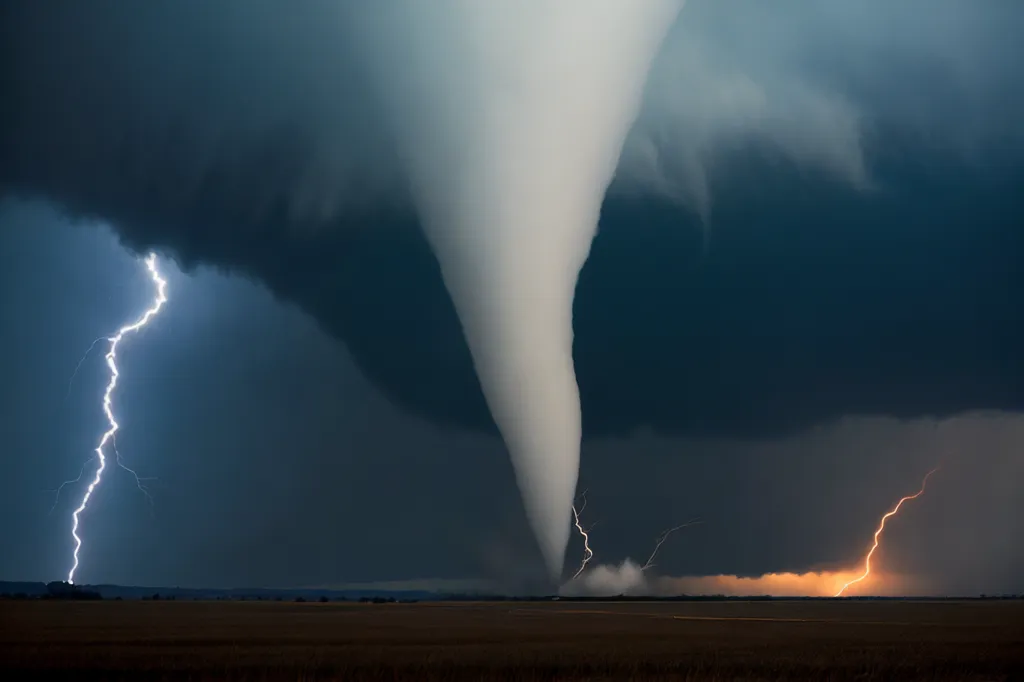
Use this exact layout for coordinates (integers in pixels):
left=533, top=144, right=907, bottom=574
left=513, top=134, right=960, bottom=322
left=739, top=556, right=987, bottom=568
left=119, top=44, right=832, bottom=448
left=651, top=467, right=940, bottom=599
left=833, top=467, right=940, bottom=597
left=662, top=571, right=866, bottom=597
left=655, top=569, right=923, bottom=597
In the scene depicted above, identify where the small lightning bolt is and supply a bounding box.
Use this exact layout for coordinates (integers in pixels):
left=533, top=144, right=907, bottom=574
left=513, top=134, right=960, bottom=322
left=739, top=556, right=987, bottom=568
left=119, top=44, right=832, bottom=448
left=66, top=252, right=167, bottom=585
left=570, top=490, right=593, bottom=580
left=110, top=437, right=156, bottom=508
left=641, top=519, right=703, bottom=571
left=63, top=336, right=106, bottom=404
left=834, top=467, right=940, bottom=597
left=569, top=491, right=700, bottom=580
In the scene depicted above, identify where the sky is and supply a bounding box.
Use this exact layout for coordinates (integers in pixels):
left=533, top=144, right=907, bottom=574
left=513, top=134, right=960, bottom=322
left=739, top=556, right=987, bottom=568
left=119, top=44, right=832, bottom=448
left=1, top=1, right=1022, bottom=595
left=2, top=200, right=1022, bottom=594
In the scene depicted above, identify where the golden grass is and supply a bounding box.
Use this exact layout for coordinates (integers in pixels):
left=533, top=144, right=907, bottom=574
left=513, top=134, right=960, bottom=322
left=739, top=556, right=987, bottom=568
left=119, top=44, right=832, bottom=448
left=1, top=599, right=1021, bottom=680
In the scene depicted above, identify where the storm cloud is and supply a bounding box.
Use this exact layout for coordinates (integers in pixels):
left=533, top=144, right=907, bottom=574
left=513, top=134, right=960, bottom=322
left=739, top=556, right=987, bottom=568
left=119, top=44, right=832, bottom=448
left=2, top=0, right=1022, bottom=444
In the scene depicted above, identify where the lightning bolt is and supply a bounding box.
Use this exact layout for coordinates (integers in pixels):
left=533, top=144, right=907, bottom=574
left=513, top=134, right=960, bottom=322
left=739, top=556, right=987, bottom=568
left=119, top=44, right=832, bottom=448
left=48, top=457, right=97, bottom=516
left=834, top=467, right=940, bottom=597
left=569, top=490, right=701, bottom=580
left=641, top=519, right=703, bottom=571
left=63, top=336, right=106, bottom=404
left=570, top=490, right=593, bottom=580
left=111, top=437, right=156, bottom=508
left=49, top=439, right=155, bottom=516
left=66, top=252, right=167, bottom=585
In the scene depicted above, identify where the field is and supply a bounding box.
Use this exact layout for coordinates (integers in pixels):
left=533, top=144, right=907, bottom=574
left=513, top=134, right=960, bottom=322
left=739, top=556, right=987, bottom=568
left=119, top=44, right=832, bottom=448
left=1, top=599, right=1022, bottom=681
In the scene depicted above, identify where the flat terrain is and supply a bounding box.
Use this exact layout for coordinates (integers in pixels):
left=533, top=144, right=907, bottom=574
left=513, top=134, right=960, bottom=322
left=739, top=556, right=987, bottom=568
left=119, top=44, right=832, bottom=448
left=1, top=599, right=1022, bottom=680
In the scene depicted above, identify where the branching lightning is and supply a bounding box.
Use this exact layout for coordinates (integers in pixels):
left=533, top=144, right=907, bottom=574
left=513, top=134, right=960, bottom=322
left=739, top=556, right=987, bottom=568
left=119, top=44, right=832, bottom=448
left=570, top=490, right=593, bottom=580
left=63, top=336, right=107, bottom=404
left=110, top=437, right=156, bottom=508
left=834, top=467, right=940, bottom=597
left=49, top=457, right=97, bottom=516
left=641, top=519, right=703, bottom=571
left=65, top=252, right=167, bottom=584
left=569, top=489, right=701, bottom=581
left=50, top=437, right=156, bottom=516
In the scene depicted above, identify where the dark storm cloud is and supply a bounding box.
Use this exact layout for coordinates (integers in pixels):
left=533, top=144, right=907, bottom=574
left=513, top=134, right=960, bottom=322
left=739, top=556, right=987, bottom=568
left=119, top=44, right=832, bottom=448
left=2, top=208, right=1021, bottom=592
left=2, top=0, right=1022, bottom=440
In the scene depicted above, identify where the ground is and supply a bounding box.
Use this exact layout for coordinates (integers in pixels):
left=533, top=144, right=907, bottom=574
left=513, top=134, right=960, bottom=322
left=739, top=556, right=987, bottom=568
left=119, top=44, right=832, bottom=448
left=1, top=599, right=1022, bottom=680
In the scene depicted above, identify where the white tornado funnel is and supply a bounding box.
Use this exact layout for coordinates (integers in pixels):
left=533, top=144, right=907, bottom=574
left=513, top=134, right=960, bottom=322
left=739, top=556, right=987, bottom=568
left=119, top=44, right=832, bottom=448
left=346, top=1, right=682, bottom=580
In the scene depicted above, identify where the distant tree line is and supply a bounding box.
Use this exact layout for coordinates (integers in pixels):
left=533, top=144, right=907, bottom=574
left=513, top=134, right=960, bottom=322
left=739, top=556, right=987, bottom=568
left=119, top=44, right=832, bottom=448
left=293, top=595, right=416, bottom=604
left=2, top=583, right=1020, bottom=603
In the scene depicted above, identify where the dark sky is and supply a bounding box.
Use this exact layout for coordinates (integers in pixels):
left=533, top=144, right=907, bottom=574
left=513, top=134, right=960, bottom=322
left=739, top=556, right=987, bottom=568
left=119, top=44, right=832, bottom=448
left=1, top=1, right=1022, bottom=594
left=2, top=201, right=1022, bottom=594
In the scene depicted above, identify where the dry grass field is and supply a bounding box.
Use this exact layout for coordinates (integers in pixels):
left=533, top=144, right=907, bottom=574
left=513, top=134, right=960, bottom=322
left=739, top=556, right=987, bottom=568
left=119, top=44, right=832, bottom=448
left=1, top=599, right=1022, bottom=680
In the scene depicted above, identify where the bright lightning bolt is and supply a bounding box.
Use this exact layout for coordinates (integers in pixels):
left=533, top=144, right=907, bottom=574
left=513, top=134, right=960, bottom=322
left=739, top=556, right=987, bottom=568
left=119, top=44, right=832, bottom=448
left=834, top=467, right=940, bottom=597
left=641, top=519, right=702, bottom=572
left=49, top=441, right=154, bottom=516
left=570, top=490, right=593, bottom=580
left=48, top=457, right=97, bottom=516
left=66, top=252, right=167, bottom=585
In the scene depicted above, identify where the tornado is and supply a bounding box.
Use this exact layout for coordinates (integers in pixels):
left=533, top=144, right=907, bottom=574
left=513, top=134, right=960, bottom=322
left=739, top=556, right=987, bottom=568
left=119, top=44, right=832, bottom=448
left=345, top=1, right=683, bottom=580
